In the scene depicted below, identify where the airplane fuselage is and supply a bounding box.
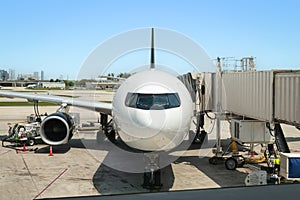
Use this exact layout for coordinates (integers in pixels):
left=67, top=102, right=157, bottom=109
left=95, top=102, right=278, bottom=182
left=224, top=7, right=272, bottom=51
left=112, top=69, right=193, bottom=151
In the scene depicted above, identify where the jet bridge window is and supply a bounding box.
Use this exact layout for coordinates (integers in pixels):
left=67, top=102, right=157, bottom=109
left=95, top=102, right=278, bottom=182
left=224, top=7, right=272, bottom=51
left=125, top=93, right=181, bottom=110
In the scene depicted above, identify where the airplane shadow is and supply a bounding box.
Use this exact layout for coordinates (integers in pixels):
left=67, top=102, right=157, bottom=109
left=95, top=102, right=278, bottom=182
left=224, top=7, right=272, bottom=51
left=34, top=136, right=85, bottom=154
left=80, top=131, right=247, bottom=194
left=33, top=130, right=248, bottom=194
left=34, top=132, right=91, bottom=154
left=172, top=139, right=249, bottom=188
left=90, top=141, right=248, bottom=195
left=79, top=132, right=176, bottom=194
left=92, top=163, right=174, bottom=195
left=173, top=155, right=247, bottom=188
left=35, top=144, right=71, bottom=154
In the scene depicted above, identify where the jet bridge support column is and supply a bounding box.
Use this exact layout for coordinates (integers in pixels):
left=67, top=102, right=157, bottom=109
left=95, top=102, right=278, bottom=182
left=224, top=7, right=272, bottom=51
left=209, top=57, right=224, bottom=164
left=215, top=57, right=223, bottom=156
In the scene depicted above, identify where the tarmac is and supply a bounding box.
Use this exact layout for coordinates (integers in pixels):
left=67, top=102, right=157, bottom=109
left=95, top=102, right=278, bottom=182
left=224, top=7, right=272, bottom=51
left=0, top=89, right=299, bottom=199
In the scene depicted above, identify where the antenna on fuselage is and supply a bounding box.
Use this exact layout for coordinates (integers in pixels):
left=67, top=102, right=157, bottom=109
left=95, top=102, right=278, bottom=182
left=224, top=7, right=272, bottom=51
left=150, top=28, right=155, bottom=69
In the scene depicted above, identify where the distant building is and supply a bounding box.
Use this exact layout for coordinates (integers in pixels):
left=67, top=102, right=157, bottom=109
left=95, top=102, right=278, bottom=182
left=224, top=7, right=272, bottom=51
left=17, top=72, right=40, bottom=81
left=18, top=74, right=36, bottom=80
left=17, top=74, right=24, bottom=80
left=38, top=81, right=65, bottom=89
left=9, top=69, right=16, bottom=80
left=41, top=70, right=44, bottom=81
left=0, top=70, right=9, bottom=81
left=34, top=72, right=39, bottom=80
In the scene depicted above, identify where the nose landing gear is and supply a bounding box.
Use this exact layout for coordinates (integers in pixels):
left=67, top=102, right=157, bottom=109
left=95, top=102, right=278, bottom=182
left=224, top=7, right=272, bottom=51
left=142, top=153, right=162, bottom=189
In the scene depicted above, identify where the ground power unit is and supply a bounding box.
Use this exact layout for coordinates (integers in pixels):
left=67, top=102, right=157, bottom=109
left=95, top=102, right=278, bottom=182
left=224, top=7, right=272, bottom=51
left=230, top=119, right=275, bottom=144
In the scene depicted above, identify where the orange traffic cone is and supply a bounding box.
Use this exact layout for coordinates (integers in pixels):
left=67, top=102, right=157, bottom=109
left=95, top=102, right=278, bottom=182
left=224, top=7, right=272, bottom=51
left=49, top=146, right=53, bottom=156
left=23, top=144, right=27, bottom=152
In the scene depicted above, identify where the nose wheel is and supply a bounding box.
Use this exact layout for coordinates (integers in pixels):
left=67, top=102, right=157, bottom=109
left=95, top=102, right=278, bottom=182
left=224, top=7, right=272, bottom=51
left=143, top=169, right=162, bottom=189
left=142, top=153, right=162, bottom=189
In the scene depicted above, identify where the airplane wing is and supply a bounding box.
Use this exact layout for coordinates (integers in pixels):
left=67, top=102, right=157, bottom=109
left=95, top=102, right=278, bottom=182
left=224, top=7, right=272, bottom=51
left=0, top=90, right=112, bottom=115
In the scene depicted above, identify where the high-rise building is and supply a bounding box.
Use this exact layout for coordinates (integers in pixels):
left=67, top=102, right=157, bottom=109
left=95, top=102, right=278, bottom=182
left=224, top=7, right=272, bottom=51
left=41, top=70, right=44, bottom=81
left=0, top=70, right=9, bottom=81
left=9, top=69, right=16, bottom=80
left=17, top=74, right=23, bottom=80
left=34, top=72, right=39, bottom=80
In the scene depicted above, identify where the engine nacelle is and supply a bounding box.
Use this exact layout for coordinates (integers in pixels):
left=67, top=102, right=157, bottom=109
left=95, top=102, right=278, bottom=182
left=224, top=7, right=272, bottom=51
left=40, top=112, right=75, bottom=145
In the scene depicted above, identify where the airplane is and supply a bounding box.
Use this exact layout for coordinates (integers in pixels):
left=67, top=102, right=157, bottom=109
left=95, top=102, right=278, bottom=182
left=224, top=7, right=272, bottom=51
left=0, top=28, right=193, bottom=151
left=26, top=84, right=37, bottom=89
left=0, top=28, right=194, bottom=186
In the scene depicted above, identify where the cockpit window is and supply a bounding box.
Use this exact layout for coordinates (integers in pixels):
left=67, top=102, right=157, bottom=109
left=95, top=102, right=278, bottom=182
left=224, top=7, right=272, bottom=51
left=125, top=93, right=181, bottom=110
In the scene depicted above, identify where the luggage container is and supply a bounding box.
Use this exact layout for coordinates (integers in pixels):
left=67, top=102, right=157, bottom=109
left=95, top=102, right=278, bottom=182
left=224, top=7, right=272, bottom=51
left=280, top=152, right=300, bottom=181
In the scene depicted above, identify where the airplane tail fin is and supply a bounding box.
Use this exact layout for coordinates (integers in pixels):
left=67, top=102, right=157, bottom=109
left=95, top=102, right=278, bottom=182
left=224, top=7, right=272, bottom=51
left=150, top=28, right=155, bottom=69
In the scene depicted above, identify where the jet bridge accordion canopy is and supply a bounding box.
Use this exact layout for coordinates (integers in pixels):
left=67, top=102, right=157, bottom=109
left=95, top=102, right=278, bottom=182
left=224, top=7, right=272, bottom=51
left=201, top=70, right=300, bottom=126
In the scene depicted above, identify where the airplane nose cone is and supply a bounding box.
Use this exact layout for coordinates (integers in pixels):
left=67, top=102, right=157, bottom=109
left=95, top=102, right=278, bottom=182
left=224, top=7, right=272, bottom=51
left=131, top=110, right=166, bottom=138
left=133, top=110, right=152, bottom=127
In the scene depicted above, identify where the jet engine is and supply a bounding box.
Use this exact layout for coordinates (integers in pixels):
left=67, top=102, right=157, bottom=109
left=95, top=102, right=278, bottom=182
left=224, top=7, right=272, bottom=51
left=40, top=112, right=75, bottom=145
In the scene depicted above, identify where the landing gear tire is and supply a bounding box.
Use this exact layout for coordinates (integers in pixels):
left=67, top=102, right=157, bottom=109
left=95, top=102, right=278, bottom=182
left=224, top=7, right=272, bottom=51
left=27, top=139, right=35, bottom=146
left=225, top=157, right=238, bottom=170
left=143, top=170, right=162, bottom=189
left=106, top=130, right=116, bottom=143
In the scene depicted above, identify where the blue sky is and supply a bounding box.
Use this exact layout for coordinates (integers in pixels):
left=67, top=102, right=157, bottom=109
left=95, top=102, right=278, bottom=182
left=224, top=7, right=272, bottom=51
left=0, top=0, right=299, bottom=80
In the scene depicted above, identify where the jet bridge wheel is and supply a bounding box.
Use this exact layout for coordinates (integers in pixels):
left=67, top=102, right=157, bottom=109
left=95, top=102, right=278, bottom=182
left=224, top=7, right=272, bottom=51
left=225, top=157, right=238, bottom=170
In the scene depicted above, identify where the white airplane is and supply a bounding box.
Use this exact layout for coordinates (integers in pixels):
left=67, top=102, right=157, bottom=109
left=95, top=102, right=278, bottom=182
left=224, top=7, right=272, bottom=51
left=0, top=28, right=193, bottom=152
left=26, top=84, right=37, bottom=89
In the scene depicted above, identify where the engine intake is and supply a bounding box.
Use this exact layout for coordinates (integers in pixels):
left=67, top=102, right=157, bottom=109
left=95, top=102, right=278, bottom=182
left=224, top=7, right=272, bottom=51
left=40, top=112, right=74, bottom=145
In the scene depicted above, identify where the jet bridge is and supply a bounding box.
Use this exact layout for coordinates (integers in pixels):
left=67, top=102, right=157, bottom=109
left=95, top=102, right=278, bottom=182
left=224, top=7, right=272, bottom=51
left=179, top=70, right=300, bottom=145
left=221, top=70, right=300, bottom=126
left=197, top=70, right=300, bottom=173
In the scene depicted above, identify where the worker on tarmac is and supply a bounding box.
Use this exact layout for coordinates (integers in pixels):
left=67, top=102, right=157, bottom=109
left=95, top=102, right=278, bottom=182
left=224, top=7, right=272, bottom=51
left=274, top=157, right=280, bottom=173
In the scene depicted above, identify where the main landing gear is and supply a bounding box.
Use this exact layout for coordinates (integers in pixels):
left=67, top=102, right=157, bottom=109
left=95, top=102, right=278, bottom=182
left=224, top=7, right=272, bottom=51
left=98, top=114, right=116, bottom=143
